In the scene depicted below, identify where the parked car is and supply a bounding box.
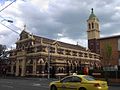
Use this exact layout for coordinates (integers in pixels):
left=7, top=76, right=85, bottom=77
left=49, top=75, right=108, bottom=90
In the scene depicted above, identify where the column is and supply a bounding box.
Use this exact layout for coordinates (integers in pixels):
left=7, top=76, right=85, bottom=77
left=77, top=52, right=79, bottom=57
left=15, top=60, right=19, bottom=76
left=82, top=52, right=85, bottom=58
left=33, top=59, right=37, bottom=76
left=10, top=61, right=14, bottom=75
left=21, top=59, right=26, bottom=76
left=87, top=52, right=89, bottom=58
left=55, top=45, right=57, bottom=54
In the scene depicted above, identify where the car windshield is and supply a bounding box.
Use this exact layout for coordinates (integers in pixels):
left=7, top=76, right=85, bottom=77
left=83, top=75, right=96, bottom=81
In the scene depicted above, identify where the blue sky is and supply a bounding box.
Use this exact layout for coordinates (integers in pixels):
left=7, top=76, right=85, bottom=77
left=0, top=0, right=120, bottom=49
left=0, top=0, right=16, bottom=5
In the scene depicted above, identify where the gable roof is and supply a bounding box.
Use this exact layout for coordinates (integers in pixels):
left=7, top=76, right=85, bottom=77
left=99, top=35, right=120, bottom=40
left=19, top=30, right=86, bottom=51
left=33, top=33, right=86, bottom=51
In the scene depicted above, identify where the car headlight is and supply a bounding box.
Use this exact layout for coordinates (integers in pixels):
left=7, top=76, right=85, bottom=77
left=94, top=83, right=101, bottom=89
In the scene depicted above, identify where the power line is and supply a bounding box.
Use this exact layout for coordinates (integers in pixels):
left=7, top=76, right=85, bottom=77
left=0, top=0, right=16, bottom=12
left=0, top=16, right=20, bottom=34
left=0, top=15, right=22, bottom=32
left=0, top=22, right=19, bottom=34
left=0, top=15, right=4, bottom=19
left=0, top=0, right=22, bottom=34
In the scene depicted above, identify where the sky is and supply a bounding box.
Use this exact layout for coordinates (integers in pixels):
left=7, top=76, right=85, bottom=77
left=0, top=0, right=120, bottom=49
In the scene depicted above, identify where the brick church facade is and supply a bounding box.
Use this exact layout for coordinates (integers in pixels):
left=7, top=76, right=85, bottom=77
left=8, top=28, right=100, bottom=77
left=87, top=8, right=120, bottom=69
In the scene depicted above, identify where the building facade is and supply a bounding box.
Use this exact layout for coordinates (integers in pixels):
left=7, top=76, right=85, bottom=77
left=87, top=9, right=120, bottom=69
left=87, top=8, right=100, bottom=54
left=99, top=36, right=120, bottom=67
left=8, top=29, right=100, bottom=77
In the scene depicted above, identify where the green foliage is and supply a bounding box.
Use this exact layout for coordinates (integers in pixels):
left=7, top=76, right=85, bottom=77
left=0, top=44, right=7, bottom=60
left=105, top=43, right=112, bottom=59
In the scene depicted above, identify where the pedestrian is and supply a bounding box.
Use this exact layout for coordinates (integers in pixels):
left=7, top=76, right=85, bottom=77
left=83, top=66, right=89, bottom=75
left=2, top=68, right=6, bottom=78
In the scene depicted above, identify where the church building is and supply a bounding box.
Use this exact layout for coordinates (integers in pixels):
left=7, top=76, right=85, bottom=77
left=87, top=8, right=120, bottom=69
left=8, top=19, right=100, bottom=77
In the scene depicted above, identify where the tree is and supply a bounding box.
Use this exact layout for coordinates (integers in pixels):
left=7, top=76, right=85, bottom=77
left=0, top=44, right=8, bottom=76
left=0, top=44, right=7, bottom=60
left=103, top=43, right=112, bottom=83
left=104, top=43, right=112, bottom=66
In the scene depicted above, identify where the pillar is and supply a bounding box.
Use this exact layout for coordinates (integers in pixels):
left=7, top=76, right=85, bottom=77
left=10, top=61, right=14, bottom=75
left=33, top=59, right=37, bottom=75
left=15, top=60, right=19, bottom=76
left=21, top=59, right=26, bottom=76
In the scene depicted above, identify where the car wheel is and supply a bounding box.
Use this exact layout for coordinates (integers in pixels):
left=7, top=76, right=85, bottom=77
left=50, top=85, right=57, bottom=90
left=79, top=87, right=86, bottom=90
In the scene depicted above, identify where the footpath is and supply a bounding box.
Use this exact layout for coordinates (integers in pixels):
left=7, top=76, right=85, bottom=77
left=108, top=79, right=120, bottom=86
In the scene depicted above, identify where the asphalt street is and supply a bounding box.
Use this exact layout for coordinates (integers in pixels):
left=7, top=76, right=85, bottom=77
left=0, top=78, right=120, bottom=90
left=0, top=78, right=50, bottom=90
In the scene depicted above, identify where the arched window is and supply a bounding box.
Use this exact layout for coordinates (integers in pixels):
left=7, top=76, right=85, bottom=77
left=58, top=68, right=61, bottom=73
left=38, top=58, right=44, bottom=64
left=89, top=23, right=91, bottom=29
left=61, top=68, right=64, bottom=73
left=92, top=23, right=94, bottom=29
left=44, top=62, right=48, bottom=72
left=58, top=68, right=64, bottom=73
left=70, top=64, right=73, bottom=70
left=27, top=59, right=33, bottom=64
left=36, top=65, right=42, bottom=74
left=73, top=63, right=77, bottom=72
left=97, top=24, right=99, bottom=29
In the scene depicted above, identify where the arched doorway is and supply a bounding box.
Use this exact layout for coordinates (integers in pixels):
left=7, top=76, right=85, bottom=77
left=44, top=62, right=48, bottom=73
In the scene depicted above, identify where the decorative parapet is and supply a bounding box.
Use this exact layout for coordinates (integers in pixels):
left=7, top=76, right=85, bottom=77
left=17, top=51, right=26, bottom=57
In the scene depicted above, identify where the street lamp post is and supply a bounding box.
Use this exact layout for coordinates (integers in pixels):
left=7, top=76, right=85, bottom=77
left=0, top=19, right=19, bottom=34
left=47, top=45, right=50, bottom=79
left=1, top=19, right=13, bottom=23
left=0, top=0, right=16, bottom=13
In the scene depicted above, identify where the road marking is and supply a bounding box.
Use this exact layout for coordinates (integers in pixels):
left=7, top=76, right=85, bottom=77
left=1, top=85, right=13, bottom=88
left=6, top=81, right=13, bottom=84
left=32, top=83, right=41, bottom=86
left=40, top=85, right=49, bottom=89
left=0, top=81, right=13, bottom=84
left=32, top=83, right=49, bottom=88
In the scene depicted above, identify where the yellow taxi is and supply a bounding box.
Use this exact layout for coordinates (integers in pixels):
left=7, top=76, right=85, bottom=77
left=49, top=75, right=108, bottom=90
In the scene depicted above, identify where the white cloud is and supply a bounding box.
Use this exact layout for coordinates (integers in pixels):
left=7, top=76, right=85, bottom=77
left=58, top=37, right=87, bottom=47
left=58, top=37, right=77, bottom=45
left=115, top=7, right=120, bottom=10
left=102, top=23, right=111, bottom=28
left=57, top=33, right=63, bottom=37
left=30, top=0, right=49, bottom=11
left=111, top=12, right=120, bottom=20
left=0, top=0, right=120, bottom=49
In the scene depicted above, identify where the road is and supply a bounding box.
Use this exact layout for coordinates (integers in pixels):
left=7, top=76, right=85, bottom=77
left=0, top=78, right=50, bottom=90
left=0, top=78, right=120, bottom=90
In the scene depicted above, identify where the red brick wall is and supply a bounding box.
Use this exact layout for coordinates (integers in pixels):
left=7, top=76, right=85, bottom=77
left=99, top=38, right=119, bottom=66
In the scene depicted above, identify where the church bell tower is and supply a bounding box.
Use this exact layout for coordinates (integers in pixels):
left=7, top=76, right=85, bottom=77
left=87, top=8, right=100, bottom=54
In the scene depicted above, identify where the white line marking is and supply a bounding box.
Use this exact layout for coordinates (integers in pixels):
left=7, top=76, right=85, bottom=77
left=2, top=85, right=13, bottom=88
left=32, top=83, right=41, bottom=86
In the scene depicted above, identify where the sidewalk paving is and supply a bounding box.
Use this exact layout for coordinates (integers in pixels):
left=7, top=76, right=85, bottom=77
left=97, top=78, right=120, bottom=86
left=108, top=79, right=120, bottom=86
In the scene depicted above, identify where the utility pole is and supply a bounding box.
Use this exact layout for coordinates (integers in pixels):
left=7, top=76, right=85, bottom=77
left=47, top=45, right=50, bottom=79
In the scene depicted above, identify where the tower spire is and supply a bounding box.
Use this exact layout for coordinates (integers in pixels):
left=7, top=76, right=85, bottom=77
left=87, top=9, right=100, bottom=54
left=23, top=24, right=26, bottom=31
left=91, top=8, right=94, bottom=13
